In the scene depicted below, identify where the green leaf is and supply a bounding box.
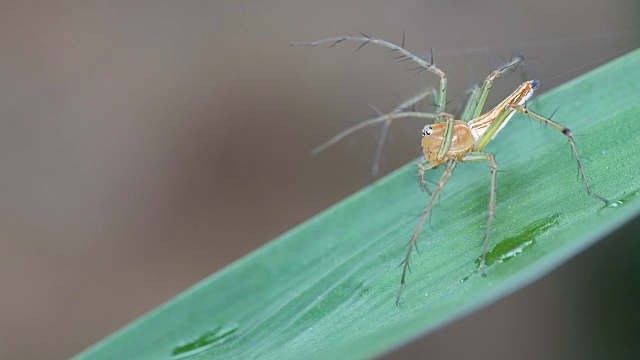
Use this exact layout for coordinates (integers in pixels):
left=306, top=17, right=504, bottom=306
left=75, top=49, right=640, bottom=360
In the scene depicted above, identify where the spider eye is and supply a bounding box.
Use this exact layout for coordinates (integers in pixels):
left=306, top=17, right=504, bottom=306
left=422, top=125, right=433, bottom=137
left=530, top=79, right=540, bottom=90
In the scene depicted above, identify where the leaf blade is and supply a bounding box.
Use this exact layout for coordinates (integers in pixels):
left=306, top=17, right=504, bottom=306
left=75, top=48, right=640, bottom=360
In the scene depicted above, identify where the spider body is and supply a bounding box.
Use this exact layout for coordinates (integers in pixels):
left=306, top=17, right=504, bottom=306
left=291, top=35, right=608, bottom=304
left=423, top=80, right=538, bottom=167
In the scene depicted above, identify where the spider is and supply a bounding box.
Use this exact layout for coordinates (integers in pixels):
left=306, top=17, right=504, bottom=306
left=291, top=33, right=609, bottom=304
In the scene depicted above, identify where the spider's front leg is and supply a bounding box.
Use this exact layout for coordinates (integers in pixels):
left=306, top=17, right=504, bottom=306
left=292, top=34, right=449, bottom=113
left=293, top=34, right=454, bottom=178
left=417, top=157, right=436, bottom=195
left=370, top=87, right=437, bottom=179
left=397, top=159, right=456, bottom=305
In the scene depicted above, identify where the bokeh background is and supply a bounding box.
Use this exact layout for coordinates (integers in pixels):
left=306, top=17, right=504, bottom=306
left=1, top=1, right=638, bottom=359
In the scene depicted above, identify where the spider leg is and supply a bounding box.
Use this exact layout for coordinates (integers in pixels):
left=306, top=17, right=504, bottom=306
left=460, top=83, right=482, bottom=122
left=397, top=159, right=456, bottom=305
left=417, top=157, right=437, bottom=195
left=294, top=35, right=457, bottom=179
left=436, top=116, right=456, bottom=160
left=291, top=34, right=449, bottom=112
left=312, top=111, right=440, bottom=154
left=467, top=55, right=525, bottom=120
left=370, top=87, right=437, bottom=179
left=370, top=118, right=391, bottom=180
left=510, top=105, right=608, bottom=203
left=462, top=152, right=498, bottom=275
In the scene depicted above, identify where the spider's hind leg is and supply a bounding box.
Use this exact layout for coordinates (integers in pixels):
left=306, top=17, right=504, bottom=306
left=462, top=152, right=498, bottom=275
left=510, top=105, right=608, bottom=203
left=465, top=55, right=526, bottom=121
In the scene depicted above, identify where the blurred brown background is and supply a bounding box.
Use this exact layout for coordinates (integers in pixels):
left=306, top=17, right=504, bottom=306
left=0, top=1, right=638, bottom=359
